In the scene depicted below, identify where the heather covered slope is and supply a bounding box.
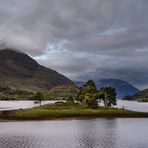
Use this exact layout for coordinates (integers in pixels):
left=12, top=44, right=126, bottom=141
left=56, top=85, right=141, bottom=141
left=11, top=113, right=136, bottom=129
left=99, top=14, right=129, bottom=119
left=0, top=49, right=75, bottom=92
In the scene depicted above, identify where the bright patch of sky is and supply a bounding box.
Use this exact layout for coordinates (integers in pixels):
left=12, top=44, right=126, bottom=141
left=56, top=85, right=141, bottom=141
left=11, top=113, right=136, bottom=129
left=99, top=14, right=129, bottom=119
left=98, top=28, right=127, bottom=36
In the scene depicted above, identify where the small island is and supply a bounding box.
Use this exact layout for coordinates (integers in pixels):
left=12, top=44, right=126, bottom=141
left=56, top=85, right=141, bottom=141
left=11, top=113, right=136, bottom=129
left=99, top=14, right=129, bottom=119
left=1, top=102, right=148, bottom=120
left=1, top=80, right=148, bottom=120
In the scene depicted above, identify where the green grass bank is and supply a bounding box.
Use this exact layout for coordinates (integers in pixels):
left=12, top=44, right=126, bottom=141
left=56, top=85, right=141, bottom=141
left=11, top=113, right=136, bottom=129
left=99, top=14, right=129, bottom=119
left=0, top=102, right=148, bottom=120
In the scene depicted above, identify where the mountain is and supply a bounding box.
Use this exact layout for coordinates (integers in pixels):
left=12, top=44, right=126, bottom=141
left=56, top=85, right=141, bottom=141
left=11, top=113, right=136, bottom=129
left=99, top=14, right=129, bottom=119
left=123, top=89, right=148, bottom=102
left=0, top=49, right=75, bottom=92
left=75, top=79, right=140, bottom=99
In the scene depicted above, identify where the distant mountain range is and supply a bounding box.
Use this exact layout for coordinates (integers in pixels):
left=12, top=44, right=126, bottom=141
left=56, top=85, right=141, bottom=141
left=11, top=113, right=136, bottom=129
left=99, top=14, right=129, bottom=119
left=75, top=79, right=140, bottom=99
left=0, top=49, right=75, bottom=92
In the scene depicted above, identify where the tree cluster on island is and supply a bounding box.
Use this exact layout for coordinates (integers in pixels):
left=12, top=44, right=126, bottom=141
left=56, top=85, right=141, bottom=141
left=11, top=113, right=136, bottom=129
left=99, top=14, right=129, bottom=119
left=33, top=80, right=117, bottom=108
left=75, top=80, right=117, bottom=108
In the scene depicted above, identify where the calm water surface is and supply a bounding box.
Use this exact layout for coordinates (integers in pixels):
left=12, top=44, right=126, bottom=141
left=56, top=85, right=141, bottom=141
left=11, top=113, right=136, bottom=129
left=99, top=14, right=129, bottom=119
left=115, top=100, right=148, bottom=112
left=0, top=118, right=148, bottom=148
left=0, top=100, right=57, bottom=111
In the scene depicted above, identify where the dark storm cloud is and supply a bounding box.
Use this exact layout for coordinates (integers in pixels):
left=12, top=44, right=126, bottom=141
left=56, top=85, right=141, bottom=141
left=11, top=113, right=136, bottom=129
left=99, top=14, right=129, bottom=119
left=0, top=0, right=148, bottom=89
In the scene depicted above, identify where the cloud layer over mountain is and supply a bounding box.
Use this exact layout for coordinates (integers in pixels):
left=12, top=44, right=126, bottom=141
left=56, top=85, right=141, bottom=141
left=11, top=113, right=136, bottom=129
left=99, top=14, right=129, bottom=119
left=0, top=0, right=148, bottom=89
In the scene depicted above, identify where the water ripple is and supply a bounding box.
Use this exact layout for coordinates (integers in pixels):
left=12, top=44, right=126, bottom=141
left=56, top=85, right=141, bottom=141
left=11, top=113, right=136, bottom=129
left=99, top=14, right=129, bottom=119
left=0, top=119, right=148, bottom=148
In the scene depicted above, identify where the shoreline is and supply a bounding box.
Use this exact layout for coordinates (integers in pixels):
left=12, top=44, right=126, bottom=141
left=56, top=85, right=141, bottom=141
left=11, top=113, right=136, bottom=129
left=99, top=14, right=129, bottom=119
left=1, top=115, right=148, bottom=122
left=1, top=109, right=148, bottom=121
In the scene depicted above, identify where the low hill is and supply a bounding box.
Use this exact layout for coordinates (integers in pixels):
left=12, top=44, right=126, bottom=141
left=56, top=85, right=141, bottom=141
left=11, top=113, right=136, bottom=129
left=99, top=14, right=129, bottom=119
left=75, top=79, right=139, bottom=99
left=123, top=89, right=148, bottom=102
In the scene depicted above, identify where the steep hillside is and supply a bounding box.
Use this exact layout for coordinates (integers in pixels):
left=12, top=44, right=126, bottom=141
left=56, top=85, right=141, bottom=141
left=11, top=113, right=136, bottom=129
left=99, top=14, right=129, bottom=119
left=0, top=49, right=75, bottom=92
left=46, top=85, right=79, bottom=99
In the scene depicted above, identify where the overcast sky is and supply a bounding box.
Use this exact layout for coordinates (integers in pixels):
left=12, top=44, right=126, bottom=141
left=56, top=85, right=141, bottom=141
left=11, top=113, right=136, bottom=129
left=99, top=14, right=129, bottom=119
left=0, top=0, right=148, bottom=90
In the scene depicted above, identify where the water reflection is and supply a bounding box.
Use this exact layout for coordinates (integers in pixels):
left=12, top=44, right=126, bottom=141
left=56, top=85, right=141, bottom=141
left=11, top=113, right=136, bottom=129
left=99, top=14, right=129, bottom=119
left=0, top=119, right=148, bottom=148
left=76, top=119, right=118, bottom=148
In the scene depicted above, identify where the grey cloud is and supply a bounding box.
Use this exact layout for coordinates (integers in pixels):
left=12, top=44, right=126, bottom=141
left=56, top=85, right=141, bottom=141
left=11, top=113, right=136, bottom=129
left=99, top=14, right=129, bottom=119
left=0, top=0, right=148, bottom=89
